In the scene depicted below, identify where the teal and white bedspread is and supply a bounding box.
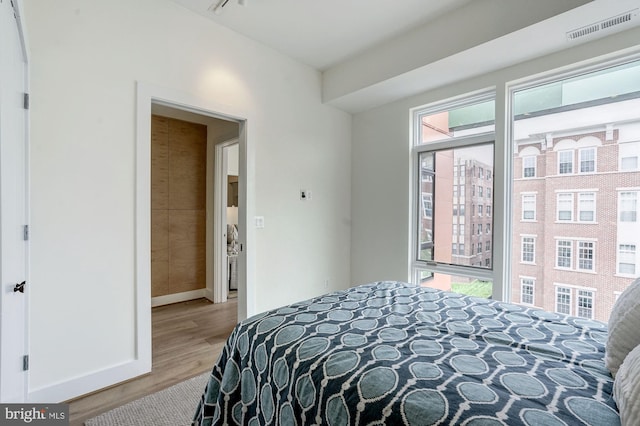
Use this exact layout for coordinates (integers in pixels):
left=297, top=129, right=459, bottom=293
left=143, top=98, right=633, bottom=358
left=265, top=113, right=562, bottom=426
left=192, top=281, right=619, bottom=425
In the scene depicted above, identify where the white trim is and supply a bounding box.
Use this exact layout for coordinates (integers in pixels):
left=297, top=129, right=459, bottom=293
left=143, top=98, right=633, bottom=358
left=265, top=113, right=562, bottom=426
left=151, top=289, right=209, bottom=308
left=553, top=282, right=598, bottom=292
left=28, top=360, right=148, bottom=403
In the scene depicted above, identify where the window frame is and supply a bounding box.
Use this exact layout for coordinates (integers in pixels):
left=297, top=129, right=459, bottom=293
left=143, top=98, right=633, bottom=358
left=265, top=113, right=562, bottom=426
left=521, top=236, right=535, bottom=264
left=411, top=92, right=497, bottom=289
left=620, top=191, right=638, bottom=222
left=578, top=192, right=596, bottom=223
left=558, top=150, right=574, bottom=175
left=522, top=194, right=536, bottom=221
left=520, top=278, right=535, bottom=305
left=523, top=156, right=536, bottom=178
left=578, top=147, right=596, bottom=174
left=557, top=193, right=574, bottom=222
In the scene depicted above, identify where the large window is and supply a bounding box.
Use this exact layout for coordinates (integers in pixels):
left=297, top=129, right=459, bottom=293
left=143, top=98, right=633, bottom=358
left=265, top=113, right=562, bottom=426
left=511, top=58, right=640, bottom=322
left=413, top=95, right=495, bottom=294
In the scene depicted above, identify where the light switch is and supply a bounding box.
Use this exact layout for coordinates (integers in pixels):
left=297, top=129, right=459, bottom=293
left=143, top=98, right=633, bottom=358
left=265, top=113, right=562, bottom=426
left=255, top=216, right=265, bottom=228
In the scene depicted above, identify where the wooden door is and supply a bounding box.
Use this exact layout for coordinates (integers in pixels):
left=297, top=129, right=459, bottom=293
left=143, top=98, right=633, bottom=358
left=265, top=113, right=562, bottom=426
left=151, top=116, right=207, bottom=297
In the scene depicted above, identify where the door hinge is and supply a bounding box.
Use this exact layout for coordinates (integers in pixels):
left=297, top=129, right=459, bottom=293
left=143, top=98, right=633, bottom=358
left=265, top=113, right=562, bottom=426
left=23, top=225, right=29, bottom=241
left=23, top=93, right=29, bottom=110
left=23, top=355, right=29, bottom=371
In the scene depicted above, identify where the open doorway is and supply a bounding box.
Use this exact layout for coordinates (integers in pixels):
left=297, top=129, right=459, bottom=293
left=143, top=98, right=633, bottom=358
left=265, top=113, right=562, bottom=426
left=135, top=82, right=252, bottom=378
left=149, top=103, right=239, bottom=308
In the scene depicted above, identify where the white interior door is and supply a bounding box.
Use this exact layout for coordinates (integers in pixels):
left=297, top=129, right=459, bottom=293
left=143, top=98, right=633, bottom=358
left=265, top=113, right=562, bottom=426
left=0, top=0, right=29, bottom=402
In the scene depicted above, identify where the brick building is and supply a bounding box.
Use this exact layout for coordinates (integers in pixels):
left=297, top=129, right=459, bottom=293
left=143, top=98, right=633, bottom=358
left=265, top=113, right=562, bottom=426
left=512, top=98, right=640, bottom=321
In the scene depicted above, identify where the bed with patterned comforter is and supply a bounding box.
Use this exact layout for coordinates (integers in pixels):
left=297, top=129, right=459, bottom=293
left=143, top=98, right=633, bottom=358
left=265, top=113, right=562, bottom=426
left=192, top=281, right=619, bottom=425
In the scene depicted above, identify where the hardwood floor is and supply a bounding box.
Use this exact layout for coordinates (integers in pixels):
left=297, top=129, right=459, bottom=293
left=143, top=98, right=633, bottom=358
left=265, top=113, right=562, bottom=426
left=67, top=297, right=237, bottom=426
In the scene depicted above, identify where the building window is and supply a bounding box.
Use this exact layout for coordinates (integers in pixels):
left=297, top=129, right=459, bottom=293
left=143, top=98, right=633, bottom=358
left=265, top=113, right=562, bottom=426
left=557, top=193, right=573, bottom=221
left=452, top=224, right=458, bottom=235
left=578, top=192, right=596, bottom=222
left=556, top=287, right=571, bottom=315
left=478, top=187, right=484, bottom=197
left=557, top=240, right=572, bottom=269
left=621, top=156, right=638, bottom=170
left=523, top=156, right=536, bottom=178
left=486, top=188, right=491, bottom=198
left=578, top=241, right=595, bottom=271
left=618, top=244, right=636, bottom=275
left=478, top=224, right=482, bottom=235
left=579, top=147, right=596, bottom=173
left=620, top=191, right=638, bottom=222
left=485, top=258, right=491, bottom=267
left=486, top=206, right=491, bottom=217
left=486, top=241, right=491, bottom=251
left=478, top=204, right=483, bottom=216
left=558, top=150, right=573, bottom=174
left=522, top=194, right=536, bottom=221
left=422, top=193, right=433, bottom=218
left=522, top=237, right=535, bottom=263
left=577, top=290, right=594, bottom=319
left=413, top=94, right=495, bottom=279
left=452, top=243, right=458, bottom=255
left=521, top=279, right=534, bottom=305
left=460, top=224, right=465, bottom=235
left=477, top=242, right=482, bottom=254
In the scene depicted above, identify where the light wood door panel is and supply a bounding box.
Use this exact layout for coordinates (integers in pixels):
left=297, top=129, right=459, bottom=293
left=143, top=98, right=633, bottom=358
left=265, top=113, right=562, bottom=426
left=151, top=116, right=169, bottom=210
left=168, top=209, right=206, bottom=294
left=151, top=115, right=207, bottom=297
left=168, top=119, right=206, bottom=210
left=151, top=209, right=169, bottom=297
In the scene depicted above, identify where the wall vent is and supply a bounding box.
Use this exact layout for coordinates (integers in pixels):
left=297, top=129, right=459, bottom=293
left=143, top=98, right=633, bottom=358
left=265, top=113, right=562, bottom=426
left=567, top=9, right=638, bottom=41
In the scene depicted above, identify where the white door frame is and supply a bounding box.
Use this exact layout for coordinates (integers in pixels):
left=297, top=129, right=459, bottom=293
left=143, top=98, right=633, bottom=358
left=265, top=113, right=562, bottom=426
left=135, top=82, right=254, bottom=375
left=0, top=0, right=29, bottom=403
left=214, top=139, right=239, bottom=304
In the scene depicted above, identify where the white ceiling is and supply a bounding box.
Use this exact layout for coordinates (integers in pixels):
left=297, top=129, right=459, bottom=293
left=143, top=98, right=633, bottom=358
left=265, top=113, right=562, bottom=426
left=170, top=0, right=640, bottom=112
left=171, top=0, right=474, bottom=70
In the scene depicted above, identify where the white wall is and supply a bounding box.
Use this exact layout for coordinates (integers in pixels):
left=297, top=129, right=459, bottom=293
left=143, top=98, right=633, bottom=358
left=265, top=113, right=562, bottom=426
left=25, top=0, right=351, bottom=400
left=350, top=27, right=640, bottom=286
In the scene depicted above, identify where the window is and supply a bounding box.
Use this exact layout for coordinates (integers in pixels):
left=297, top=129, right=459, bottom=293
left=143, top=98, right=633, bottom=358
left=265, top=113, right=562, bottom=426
left=452, top=224, right=458, bottom=235
left=618, top=244, right=636, bottom=275
left=556, top=287, right=571, bottom=315
left=620, top=191, right=638, bottom=222
left=486, top=170, right=491, bottom=180
left=558, top=150, right=573, bottom=174
left=579, top=147, right=596, bottom=173
left=557, top=193, right=573, bottom=221
left=472, top=185, right=475, bottom=196
left=621, top=156, right=638, bottom=170
left=413, top=95, right=495, bottom=284
left=422, top=193, right=433, bottom=218
left=522, top=194, right=536, bottom=220
left=486, top=206, right=491, bottom=217
left=557, top=240, right=572, bottom=269
left=509, top=58, right=640, bottom=322
left=486, top=188, right=491, bottom=198
left=577, top=290, right=594, bottom=319
left=478, top=205, right=483, bottom=216
left=486, top=223, right=490, bottom=234
left=578, top=192, right=596, bottom=222
left=478, top=187, right=484, bottom=197
left=478, top=224, right=482, bottom=235
left=522, top=237, right=535, bottom=263
left=523, top=156, right=536, bottom=178
left=477, top=242, right=482, bottom=254
left=620, top=142, right=640, bottom=171
left=521, top=279, right=534, bottom=305
left=486, top=241, right=491, bottom=252
left=578, top=242, right=594, bottom=271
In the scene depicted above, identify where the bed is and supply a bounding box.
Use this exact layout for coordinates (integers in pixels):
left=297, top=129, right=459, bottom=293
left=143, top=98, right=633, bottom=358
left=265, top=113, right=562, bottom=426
left=192, top=281, right=624, bottom=425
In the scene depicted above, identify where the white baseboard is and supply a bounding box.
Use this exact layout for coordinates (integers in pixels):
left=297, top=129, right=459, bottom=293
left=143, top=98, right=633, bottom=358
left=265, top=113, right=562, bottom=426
left=28, top=358, right=150, bottom=403
left=151, top=289, right=207, bottom=307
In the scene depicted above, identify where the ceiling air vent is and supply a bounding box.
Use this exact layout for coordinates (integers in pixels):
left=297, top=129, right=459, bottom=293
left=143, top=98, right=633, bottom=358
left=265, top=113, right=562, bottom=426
left=567, top=9, right=638, bottom=41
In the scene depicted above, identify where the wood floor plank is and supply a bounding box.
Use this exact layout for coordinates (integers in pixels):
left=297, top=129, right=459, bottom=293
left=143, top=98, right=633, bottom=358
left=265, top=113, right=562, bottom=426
left=67, top=298, right=237, bottom=426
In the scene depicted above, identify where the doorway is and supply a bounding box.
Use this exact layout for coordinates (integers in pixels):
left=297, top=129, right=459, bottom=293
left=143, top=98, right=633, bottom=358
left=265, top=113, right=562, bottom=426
left=149, top=103, right=240, bottom=307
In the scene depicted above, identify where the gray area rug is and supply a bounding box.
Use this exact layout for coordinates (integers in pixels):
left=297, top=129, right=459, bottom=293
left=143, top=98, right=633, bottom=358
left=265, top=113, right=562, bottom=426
left=84, top=373, right=209, bottom=426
